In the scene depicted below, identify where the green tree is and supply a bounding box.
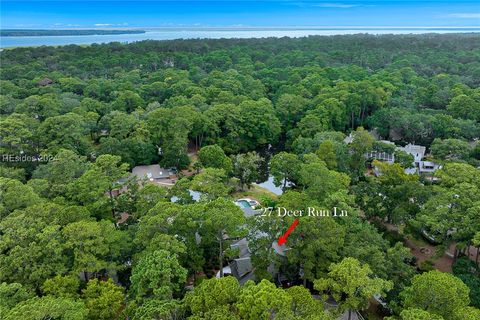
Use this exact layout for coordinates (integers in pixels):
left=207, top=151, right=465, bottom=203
left=397, top=308, right=444, bottom=320
left=288, top=217, right=346, bottom=283
left=314, top=257, right=393, bottom=320
left=93, top=154, right=129, bottom=217
left=37, top=112, right=89, bottom=154
left=15, top=94, right=62, bottom=121
left=394, top=150, right=414, bottom=169
left=286, top=285, right=332, bottom=320
left=237, top=98, right=281, bottom=150
left=447, top=94, right=480, bottom=122
left=275, top=93, right=308, bottom=132
left=348, top=127, right=374, bottom=180
left=190, top=168, right=231, bottom=200
left=4, top=296, right=87, bottom=320
left=415, top=166, right=480, bottom=246
left=453, top=307, right=480, bottom=320
left=296, top=113, right=329, bottom=138
left=232, top=151, right=262, bottom=191
left=113, top=90, right=144, bottom=113
left=298, top=155, right=350, bottom=201
left=431, top=138, right=472, bottom=161
left=372, top=160, right=418, bottom=186
left=148, top=106, right=194, bottom=169
left=315, top=97, right=347, bottom=131
left=0, top=113, right=37, bottom=156
left=130, top=299, right=186, bottom=320
left=400, top=270, right=471, bottom=320
left=100, top=111, right=138, bottom=139
left=130, top=249, right=187, bottom=301
left=0, top=166, right=26, bottom=182
left=82, top=278, right=124, bottom=320
left=235, top=279, right=293, bottom=320
left=341, top=221, right=391, bottom=279
left=67, top=168, right=110, bottom=219
left=316, top=140, right=338, bottom=170
left=0, top=282, right=33, bottom=318
left=452, top=257, right=480, bottom=309
left=198, top=144, right=233, bottom=173
left=202, top=198, right=246, bottom=277
left=63, top=220, right=129, bottom=279
left=270, top=152, right=301, bottom=190
left=134, top=183, right=169, bottom=218
left=184, top=276, right=240, bottom=318
left=41, top=275, right=80, bottom=299
left=0, top=204, right=69, bottom=289
left=435, top=162, right=480, bottom=188
left=0, top=177, right=41, bottom=218
left=32, top=149, right=90, bottom=198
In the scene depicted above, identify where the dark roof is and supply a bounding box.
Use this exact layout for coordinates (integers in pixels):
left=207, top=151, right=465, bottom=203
left=38, top=77, right=53, bottom=86
left=231, top=238, right=250, bottom=258
left=230, top=257, right=253, bottom=278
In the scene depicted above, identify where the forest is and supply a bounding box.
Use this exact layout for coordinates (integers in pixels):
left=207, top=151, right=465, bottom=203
left=0, top=33, right=480, bottom=320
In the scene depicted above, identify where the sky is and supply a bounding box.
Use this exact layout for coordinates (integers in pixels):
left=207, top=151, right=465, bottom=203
left=1, top=1, right=479, bottom=29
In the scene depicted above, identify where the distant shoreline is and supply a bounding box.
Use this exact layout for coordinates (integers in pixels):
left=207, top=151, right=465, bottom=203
left=1, top=28, right=479, bottom=49
left=0, top=29, right=146, bottom=37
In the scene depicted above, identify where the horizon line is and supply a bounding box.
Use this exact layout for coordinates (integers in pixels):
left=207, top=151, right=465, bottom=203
left=2, top=26, right=480, bottom=30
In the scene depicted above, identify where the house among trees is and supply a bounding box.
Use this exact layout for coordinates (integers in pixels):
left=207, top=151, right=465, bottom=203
left=398, top=143, right=425, bottom=164
left=418, top=160, right=441, bottom=173
left=365, top=140, right=396, bottom=164
left=217, top=238, right=254, bottom=284
left=230, top=238, right=254, bottom=284
left=37, top=77, right=53, bottom=86
left=131, top=164, right=176, bottom=184
left=397, top=143, right=442, bottom=174
left=345, top=132, right=442, bottom=176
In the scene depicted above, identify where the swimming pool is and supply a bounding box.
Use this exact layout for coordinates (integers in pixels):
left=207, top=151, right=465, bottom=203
left=235, top=200, right=251, bottom=209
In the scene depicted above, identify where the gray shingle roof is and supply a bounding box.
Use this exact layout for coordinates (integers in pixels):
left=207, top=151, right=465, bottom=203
left=132, top=164, right=171, bottom=180
left=230, top=257, right=253, bottom=278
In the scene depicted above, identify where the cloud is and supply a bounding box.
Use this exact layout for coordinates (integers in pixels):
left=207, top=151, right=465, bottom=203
left=314, top=3, right=358, bottom=8
left=94, top=23, right=113, bottom=26
left=446, top=13, right=480, bottom=19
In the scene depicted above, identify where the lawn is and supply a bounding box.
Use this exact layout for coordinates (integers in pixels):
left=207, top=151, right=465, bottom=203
left=232, top=184, right=279, bottom=202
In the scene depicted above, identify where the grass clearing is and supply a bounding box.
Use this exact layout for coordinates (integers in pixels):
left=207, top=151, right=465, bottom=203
left=232, top=184, right=278, bottom=202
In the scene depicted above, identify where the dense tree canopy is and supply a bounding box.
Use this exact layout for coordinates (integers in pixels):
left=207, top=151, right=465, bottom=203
left=1, top=33, right=479, bottom=319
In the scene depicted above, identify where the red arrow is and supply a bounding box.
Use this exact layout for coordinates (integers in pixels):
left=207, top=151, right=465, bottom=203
left=278, top=219, right=299, bottom=246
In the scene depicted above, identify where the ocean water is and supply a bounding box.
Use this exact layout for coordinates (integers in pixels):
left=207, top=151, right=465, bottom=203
left=1, top=28, right=479, bottom=48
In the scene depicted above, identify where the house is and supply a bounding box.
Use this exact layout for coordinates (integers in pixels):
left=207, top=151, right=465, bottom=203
left=343, top=133, right=354, bottom=144
left=357, top=137, right=442, bottom=176
left=132, top=164, right=174, bottom=182
left=230, top=238, right=250, bottom=257
left=230, top=257, right=254, bottom=284
left=38, top=77, right=53, bottom=86
left=272, top=240, right=289, bottom=257
left=110, top=176, right=132, bottom=196
left=396, top=144, right=443, bottom=174
left=365, top=151, right=395, bottom=164
left=418, top=161, right=441, bottom=174
left=171, top=190, right=201, bottom=203
left=365, top=140, right=396, bottom=163
left=229, top=238, right=254, bottom=284
left=397, top=143, right=426, bottom=167
left=216, top=238, right=255, bottom=284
